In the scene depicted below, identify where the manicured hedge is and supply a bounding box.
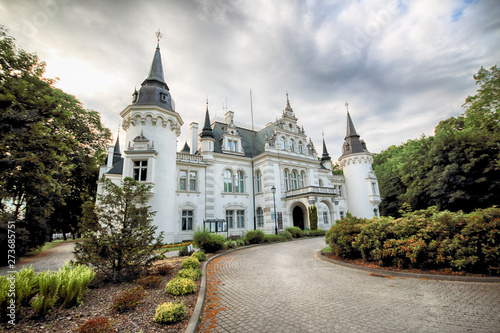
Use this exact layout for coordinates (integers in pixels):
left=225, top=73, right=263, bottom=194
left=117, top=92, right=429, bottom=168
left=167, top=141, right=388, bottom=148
left=325, top=207, right=500, bottom=275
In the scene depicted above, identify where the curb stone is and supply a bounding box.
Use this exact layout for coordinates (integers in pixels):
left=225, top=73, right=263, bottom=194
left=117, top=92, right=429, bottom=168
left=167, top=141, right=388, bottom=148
left=318, top=251, right=500, bottom=283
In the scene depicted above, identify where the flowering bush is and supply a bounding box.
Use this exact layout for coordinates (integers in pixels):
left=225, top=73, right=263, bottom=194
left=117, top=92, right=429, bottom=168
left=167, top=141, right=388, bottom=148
left=153, top=301, right=187, bottom=324
left=165, top=277, right=197, bottom=296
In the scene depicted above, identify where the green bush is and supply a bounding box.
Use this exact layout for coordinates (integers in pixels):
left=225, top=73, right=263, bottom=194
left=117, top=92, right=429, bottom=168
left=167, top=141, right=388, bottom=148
left=136, top=275, right=163, bottom=289
left=181, top=257, right=200, bottom=270
left=14, top=267, right=37, bottom=307
left=0, top=276, right=10, bottom=323
left=31, top=271, right=61, bottom=318
left=308, top=229, right=326, bottom=237
left=225, top=240, right=236, bottom=248
left=178, top=245, right=194, bottom=257
left=165, top=277, right=197, bottom=296
left=191, top=251, right=207, bottom=261
left=58, top=262, right=96, bottom=307
left=177, top=268, right=201, bottom=281
left=235, top=239, right=246, bottom=247
left=78, top=316, right=116, bottom=333
left=193, top=229, right=226, bottom=253
left=111, top=286, right=147, bottom=312
left=308, top=205, right=318, bottom=230
left=263, top=234, right=286, bottom=243
left=282, top=230, right=293, bottom=240
left=244, top=230, right=265, bottom=244
left=153, top=301, right=187, bottom=324
left=285, top=227, right=303, bottom=238
left=326, top=207, right=500, bottom=275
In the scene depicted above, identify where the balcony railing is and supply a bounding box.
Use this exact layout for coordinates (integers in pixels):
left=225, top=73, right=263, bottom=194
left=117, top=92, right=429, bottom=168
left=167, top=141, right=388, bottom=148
left=176, top=153, right=203, bottom=163
left=286, top=186, right=338, bottom=198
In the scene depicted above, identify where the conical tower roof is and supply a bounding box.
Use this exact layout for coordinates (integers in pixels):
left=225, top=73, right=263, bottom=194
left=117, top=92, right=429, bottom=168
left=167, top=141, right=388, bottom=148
left=321, top=136, right=331, bottom=162
left=341, top=109, right=369, bottom=156
left=112, top=133, right=122, bottom=164
left=200, top=101, right=214, bottom=139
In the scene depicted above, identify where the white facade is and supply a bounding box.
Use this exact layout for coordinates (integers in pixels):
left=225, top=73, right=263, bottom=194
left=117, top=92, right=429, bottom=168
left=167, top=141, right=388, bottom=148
left=98, top=45, right=381, bottom=243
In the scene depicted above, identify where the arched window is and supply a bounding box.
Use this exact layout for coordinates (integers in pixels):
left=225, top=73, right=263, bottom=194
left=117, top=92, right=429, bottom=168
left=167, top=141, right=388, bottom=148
left=300, top=171, right=306, bottom=188
left=224, top=170, right=233, bottom=192
left=284, top=169, right=290, bottom=191
left=281, top=137, right=286, bottom=150
left=289, top=139, right=295, bottom=152
left=256, top=170, right=262, bottom=193
left=291, top=170, right=298, bottom=190
left=298, top=141, right=304, bottom=154
left=256, top=207, right=264, bottom=227
left=235, top=171, right=244, bottom=193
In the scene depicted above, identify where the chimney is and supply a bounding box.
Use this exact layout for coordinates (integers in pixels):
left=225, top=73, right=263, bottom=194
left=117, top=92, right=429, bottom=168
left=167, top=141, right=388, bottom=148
left=190, top=122, right=199, bottom=154
left=225, top=111, right=234, bottom=126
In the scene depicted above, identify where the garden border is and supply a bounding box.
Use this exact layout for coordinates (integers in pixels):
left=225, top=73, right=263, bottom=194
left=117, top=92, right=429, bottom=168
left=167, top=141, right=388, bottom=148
left=318, top=251, right=500, bottom=283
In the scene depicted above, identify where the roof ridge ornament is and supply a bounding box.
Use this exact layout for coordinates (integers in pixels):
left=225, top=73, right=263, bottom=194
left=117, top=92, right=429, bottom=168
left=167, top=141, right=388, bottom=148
left=156, top=29, right=162, bottom=47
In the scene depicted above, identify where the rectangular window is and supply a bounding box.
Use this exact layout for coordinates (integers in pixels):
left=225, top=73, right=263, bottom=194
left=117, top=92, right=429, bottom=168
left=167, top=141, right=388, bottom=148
left=133, top=160, right=148, bottom=181
left=226, top=210, right=234, bottom=229
left=372, top=182, right=377, bottom=194
left=189, top=171, right=197, bottom=191
left=179, top=170, right=187, bottom=190
left=227, top=140, right=232, bottom=150
left=182, top=210, right=193, bottom=231
left=323, top=211, right=329, bottom=224
left=232, top=141, right=237, bottom=152
left=237, top=210, right=245, bottom=228
left=338, top=185, right=343, bottom=197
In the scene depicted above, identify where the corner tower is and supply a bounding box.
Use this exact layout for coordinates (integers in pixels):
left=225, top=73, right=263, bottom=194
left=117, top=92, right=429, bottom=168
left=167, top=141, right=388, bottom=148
left=338, top=103, right=380, bottom=218
left=120, top=33, right=183, bottom=242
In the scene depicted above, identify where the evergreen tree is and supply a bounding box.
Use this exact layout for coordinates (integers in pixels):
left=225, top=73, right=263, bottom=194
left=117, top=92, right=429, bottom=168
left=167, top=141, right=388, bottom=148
left=75, top=178, right=165, bottom=282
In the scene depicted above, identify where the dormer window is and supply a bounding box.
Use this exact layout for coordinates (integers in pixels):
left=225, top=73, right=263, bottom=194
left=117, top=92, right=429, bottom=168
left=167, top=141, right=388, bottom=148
left=160, top=93, right=169, bottom=102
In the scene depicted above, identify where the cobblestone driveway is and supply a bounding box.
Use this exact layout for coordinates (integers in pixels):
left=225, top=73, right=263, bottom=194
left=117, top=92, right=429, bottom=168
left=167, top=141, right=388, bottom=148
left=198, top=237, right=500, bottom=333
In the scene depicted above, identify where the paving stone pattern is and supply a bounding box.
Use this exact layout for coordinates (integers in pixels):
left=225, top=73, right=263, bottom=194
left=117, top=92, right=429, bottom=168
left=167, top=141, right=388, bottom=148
left=198, top=237, right=500, bottom=333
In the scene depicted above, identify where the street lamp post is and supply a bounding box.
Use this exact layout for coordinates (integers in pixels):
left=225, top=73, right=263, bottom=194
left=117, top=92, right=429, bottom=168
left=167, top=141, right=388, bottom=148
left=271, top=186, right=277, bottom=235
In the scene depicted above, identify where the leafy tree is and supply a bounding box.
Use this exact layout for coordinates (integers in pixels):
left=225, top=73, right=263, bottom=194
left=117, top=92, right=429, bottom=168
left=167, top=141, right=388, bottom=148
left=373, top=65, right=500, bottom=215
left=75, top=178, right=165, bottom=282
left=0, top=26, right=110, bottom=258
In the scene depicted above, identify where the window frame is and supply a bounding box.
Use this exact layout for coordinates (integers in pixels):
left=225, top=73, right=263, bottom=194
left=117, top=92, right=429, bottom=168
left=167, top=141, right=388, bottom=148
left=256, top=207, right=264, bottom=227
left=255, top=170, right=262, bottom=193
left=224, top=169, right=233, bottom=193
left=133, top=160, right=148, bottom=182
left=181, top=210, right=193, bottom=231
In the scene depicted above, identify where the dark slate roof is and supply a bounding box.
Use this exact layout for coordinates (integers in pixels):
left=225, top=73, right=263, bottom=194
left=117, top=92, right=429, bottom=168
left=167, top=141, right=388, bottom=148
left=133, top=46, right=175, bottom=111
left=181, top=141, right=190, bottom=153
left=342, top=112, right=369, bottom=156
left=201, top=107, right=215, bottom=138
left=321, top=137, right=331, bottom=161
left=108, top=158, right=124, bottom=174
left=112, top=136, right=122, bottom=165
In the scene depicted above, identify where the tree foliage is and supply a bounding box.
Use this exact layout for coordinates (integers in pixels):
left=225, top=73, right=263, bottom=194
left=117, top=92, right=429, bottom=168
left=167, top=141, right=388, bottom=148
left=75, top=178, right=165, bottom=283
left=0, top=26, right=111, bottom=259
left=308, top=205, right=318, bottom=230
left=373, top=65, right=500, bottom=216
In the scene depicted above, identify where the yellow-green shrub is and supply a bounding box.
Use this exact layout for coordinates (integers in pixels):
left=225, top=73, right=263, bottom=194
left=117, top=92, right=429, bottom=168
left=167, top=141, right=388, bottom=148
left=181, top=257, right=200, bottom=270
left=153, top=301, right=187, bottom=324
left=177, top=268, right=201, bottom=281
left=165, top=277, right=197, bottom=296
left=31, top=271, right=61, bottom=317
left=58, top=262, right=96, bottom=307
left=191, top=251, right=207, bottom=261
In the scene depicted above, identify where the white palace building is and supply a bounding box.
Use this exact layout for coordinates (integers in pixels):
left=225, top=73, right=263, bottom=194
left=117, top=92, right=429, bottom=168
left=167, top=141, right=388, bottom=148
left=98, top=42, right=381, bottom=243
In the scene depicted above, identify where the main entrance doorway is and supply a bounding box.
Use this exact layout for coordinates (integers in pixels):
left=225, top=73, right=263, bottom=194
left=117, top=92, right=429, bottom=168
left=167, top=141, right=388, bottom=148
left=293, top=206, right=305, bottom=230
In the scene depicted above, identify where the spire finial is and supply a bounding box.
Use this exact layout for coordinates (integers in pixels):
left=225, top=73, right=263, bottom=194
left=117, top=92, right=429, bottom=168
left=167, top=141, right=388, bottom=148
left=345, top=100, right=349, bottom=112
left=155, top=29, right=162, bottom=47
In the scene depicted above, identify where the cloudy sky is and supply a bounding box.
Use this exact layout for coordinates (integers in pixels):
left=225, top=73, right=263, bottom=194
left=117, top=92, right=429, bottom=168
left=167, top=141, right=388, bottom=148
left=1, top=0, right=499, bottom=156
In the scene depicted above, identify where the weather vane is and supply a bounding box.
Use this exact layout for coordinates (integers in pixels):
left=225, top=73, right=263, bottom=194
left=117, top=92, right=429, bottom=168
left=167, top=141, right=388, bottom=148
left=155, top=29, right=162, bottom=43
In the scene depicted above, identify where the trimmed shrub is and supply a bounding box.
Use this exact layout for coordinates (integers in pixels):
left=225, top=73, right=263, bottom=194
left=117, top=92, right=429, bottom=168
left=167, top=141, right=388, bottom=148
left=244, top=230, right=265, bottom=244
left=154, top=264, right=174, bottom=276
left=263, top=234, right=286, bottom=243
left=111, top=286, right=147, bottom=312
left=165, top=277, right=197, bottom=296
left=225, top=240, right=237, bottom=249
left=57, top=262, right=96, bottom=307
left=309, top=229, right=326, bottom=237
left=285, top=227, right=303, bottom=238
left=193, top=229, right=226, bottom=253
left=178, top=245, right=194, bottom=257
left=235, top=239, right=246, bottom=247
left=282, top=230, right=293, bottom=240
left=181, top=257, right=200, bottom=270
left=136, top=275, right=163, bottom=289
left=78, top=316, right=116, bottom=333
left=308, top=205, right=318, bottom=230
left=31, top=271, right=61, bottom=317
left=191, top=251, right=207, bottom=262
left=153, top=301, right=187, bottom=324
left=177, top=268, right=201, bottom=281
